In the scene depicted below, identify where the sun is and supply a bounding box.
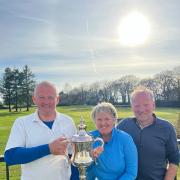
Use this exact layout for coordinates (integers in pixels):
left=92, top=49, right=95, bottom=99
left=118, top=12, right=151, bottom=46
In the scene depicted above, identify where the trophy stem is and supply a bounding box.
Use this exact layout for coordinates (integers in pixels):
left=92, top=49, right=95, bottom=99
left=78, top=166, right=87, bottom=180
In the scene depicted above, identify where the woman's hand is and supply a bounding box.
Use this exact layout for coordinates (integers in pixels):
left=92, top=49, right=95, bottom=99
left=92, top=146, right=104, bottom=159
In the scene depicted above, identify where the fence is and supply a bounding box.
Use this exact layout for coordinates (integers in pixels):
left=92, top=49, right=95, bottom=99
left=0, top=155, right=9, bottom=180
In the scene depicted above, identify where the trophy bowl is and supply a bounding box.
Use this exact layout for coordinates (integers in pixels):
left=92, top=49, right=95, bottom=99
left=70, top=117, right=104, bottom=180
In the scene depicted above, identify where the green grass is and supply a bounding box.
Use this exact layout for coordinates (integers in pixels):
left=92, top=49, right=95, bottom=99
left=0, top=106, right=179, bottom=179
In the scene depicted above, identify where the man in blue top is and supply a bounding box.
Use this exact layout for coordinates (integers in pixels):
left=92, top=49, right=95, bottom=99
left=117, top=86, right=179, bottom=180
left=4, top=81, right=77, bottom=180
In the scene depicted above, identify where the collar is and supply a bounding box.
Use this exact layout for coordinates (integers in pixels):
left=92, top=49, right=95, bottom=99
left=32, top=110, right=57, bottom=122
left=134, top=113, right=157, bottom=129
left=92, top=127, right=116, bottom=143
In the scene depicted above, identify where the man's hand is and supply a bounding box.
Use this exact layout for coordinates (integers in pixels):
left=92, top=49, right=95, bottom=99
left=49, top=137, right=68, bottom=155
left=164, top=163, right=178, bottom=180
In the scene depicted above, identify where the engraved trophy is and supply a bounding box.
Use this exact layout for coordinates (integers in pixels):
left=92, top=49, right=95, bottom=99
left=70, top=117, right=104, bottom=180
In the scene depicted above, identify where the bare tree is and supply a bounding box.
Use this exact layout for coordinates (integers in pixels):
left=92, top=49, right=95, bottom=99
left=173, top=66, right=180, bottom=102
left=117, top=75, right=138, bottom=103
left=154, top=70, right=176, bottom=101
left=115, top=79, right=126, bottom=104
left=59, top=66, right=180, bottom=107
left=79, top=83, right=89, bottom=105
left=62, top=83, right=72, bottom=105
left=87, top=81, right=101, bottom=104
left=138, top=78, right=159, bottom=100
left=108, top=81, right=120, bottom=104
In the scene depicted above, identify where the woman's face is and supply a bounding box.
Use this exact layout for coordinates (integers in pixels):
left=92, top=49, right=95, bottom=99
left=95, top=111, right=115, bottom=136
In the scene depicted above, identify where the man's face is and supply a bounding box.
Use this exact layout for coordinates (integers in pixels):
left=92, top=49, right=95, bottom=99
left=32, top=85, right=59, bottom=116
left=131, top=92, right=155, bottom=122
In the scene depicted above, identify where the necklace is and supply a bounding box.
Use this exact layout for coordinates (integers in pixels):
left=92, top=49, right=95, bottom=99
left=136, top=118, right=154, bottom=129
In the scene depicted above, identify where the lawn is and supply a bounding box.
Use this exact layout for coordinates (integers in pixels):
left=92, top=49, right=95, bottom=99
left=0, top=106, right=179, bottom=179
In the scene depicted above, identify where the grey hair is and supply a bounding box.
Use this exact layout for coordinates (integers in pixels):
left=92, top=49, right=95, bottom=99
left=130, top=86, right=155, bottom=104
left=91, top=102, right=118, bottom=122
left=33, top=81, right=58, bottom=96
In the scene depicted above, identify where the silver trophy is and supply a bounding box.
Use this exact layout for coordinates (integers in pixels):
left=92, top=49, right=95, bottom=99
left=70, top=117, right=104, bottom=180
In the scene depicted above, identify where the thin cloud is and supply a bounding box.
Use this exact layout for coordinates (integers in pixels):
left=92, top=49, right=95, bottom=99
left=0, top=0, right=180, bottom=89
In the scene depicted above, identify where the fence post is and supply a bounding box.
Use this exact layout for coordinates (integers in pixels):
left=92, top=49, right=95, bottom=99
left=0, top=155, right=9, bottom=180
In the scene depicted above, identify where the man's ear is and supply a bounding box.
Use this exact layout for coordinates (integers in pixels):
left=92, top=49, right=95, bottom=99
left=153, top=102, right=156, bottom=110
left=32, top=96, right=36, bottom=105
left=56, top=96, right=60, bottom=105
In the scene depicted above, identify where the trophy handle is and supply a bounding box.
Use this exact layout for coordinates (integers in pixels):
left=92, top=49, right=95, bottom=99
left=92, top=137, right=104, bottom=164
left=93, top=137, right=104, bottom=148
left=70, top=143, right=77, bottom=166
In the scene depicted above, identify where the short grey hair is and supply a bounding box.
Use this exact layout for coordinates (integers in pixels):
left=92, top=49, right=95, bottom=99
left=130, top=86, right=155, bottom=104
left=91, top=102, right=118, bottom=122
left=33, top=81, right=58, bottom=96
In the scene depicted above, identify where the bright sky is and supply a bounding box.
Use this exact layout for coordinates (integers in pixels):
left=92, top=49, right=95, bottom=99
left=0, top=0, right=180, bottom=91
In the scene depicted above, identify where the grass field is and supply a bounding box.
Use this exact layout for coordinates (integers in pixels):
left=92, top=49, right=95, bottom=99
left=0, top=106, right=179, bottom=179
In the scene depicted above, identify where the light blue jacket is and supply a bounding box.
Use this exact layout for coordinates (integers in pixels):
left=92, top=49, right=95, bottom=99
left=87, top=128, right=137, bottom=180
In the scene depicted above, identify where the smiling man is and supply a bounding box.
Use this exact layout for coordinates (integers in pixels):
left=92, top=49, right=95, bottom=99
left=4, top=81, right=77, bottom=180
left=117, top=86, right=179, bottom=180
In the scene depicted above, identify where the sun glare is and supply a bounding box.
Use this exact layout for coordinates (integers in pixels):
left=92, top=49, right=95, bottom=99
left=119, top=12, right=151, bottom=46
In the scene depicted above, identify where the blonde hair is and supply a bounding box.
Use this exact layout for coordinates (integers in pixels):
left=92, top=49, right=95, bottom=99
left=130, top=86, right=155, bottom=104
left=91, top=102, right=118, bottom=122
left=33, top=81, right=58, bottom=96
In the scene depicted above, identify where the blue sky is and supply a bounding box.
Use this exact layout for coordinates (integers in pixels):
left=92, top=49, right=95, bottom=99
left=0, top=0, right=180, bottom=91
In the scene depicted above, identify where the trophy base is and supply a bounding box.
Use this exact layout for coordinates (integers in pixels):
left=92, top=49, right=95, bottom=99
left=78, top=166, right=87, bottom=180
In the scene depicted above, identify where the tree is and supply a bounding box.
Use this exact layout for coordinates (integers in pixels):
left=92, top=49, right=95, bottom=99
left=116, top=75, right=138, bottom=104
left=86, top=82, right=101, bottom=105
left=11, top=68, right=21, bottom=112
left=173, top=66, right=180, bottom=102
left=154, top=70, right=176, bottom=101
left=79, top=83, right=88, bottom=105
left=62, top=83, right=72, bottom=105
left=115, top=79, right=126, bottom=104
left=0, top=68, right=14, bottom=112
left=21, top=65, right=36, bottom=111
left=138, top=78, right=159, bottom=100
left=109, top=81, right=120, bottom=104
left=0, top=66, right=36, bottom=112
